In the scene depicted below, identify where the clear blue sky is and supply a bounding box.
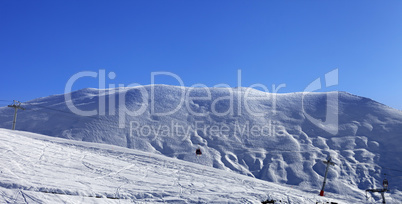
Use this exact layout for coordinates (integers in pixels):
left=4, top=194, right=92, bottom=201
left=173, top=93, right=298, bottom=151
left=1, top=1, right=402, bottom=109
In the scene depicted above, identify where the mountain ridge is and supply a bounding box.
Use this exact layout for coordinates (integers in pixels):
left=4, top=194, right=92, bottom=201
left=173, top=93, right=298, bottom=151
left=1, top=85, right=401, bottom=201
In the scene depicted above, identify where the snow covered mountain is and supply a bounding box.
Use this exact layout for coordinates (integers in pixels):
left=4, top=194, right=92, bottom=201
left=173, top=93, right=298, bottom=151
left=1, top=85, right=401, bottom=202
left=0, top=128, right=354, bottom=203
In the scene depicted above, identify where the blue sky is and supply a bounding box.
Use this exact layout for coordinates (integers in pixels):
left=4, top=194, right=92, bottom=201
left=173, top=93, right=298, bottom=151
left=1, top=1, right=402, bottom=109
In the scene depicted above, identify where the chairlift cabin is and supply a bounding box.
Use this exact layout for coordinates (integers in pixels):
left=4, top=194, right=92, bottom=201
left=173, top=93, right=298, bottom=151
left=195, top=148, right=202, bottom=156
left=383, top=178, right=388, bottom=189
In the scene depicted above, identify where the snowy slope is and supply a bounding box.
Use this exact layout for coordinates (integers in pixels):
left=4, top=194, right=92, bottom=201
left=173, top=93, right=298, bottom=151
left=0, top=128, right=356, bottom=203
left=1, top=85, right=402, bottom=202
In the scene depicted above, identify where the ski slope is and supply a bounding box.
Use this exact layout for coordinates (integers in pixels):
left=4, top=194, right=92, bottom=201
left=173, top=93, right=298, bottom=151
left=1, top=85, right=402, bottom=203
left=0, top=128, right=355, bottom=203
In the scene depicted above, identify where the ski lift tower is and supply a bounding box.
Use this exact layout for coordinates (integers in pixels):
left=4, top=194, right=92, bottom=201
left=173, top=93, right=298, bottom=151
left=319, top=156, right=336, bottom=196
left=366, top=175, right=389, bottom=204
left=8, top=100, right=25, bottom=130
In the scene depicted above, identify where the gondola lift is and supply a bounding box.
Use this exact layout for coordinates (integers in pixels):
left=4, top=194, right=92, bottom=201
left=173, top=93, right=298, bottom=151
left=195, top=147, right=202, bottom=156
left=383, top=174, right=388, bottom=189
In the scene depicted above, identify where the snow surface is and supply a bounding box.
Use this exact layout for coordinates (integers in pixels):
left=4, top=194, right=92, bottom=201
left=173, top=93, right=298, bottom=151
left=0, top=85, right=402, bottom=203
left=0, top=128, right=353, bottom=203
